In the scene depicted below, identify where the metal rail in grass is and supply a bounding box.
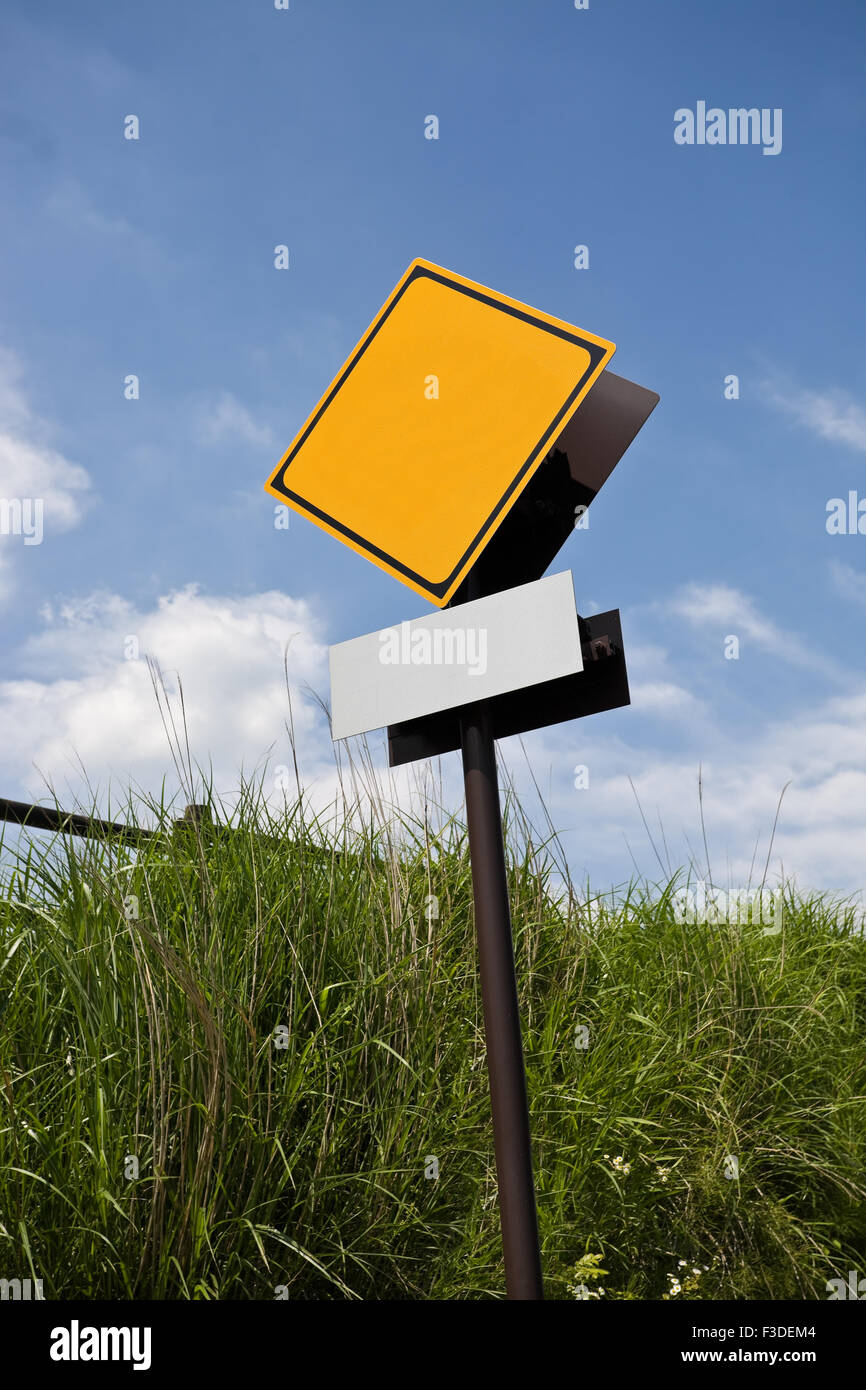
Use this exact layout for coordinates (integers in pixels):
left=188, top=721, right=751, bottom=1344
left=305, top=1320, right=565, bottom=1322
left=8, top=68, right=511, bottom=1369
left=0, top=798, right=211, bottom=844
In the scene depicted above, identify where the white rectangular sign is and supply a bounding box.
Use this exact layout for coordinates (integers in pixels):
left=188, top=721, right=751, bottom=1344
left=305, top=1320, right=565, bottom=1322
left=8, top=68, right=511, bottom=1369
left=329, top=570, right=583, bottom=741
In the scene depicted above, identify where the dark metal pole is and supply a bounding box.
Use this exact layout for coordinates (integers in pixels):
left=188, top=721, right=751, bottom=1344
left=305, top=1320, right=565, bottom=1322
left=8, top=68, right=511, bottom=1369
left=460, top=699, right=544, bottom=1299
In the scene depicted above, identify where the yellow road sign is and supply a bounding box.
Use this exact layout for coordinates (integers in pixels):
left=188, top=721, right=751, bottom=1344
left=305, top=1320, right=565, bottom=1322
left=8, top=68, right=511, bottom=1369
left=264, top=258, right=615, bottom=607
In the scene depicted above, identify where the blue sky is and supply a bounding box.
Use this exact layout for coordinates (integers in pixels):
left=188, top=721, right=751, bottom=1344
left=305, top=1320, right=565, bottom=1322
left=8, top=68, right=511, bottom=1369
left=1, top=0, right=864, bottom=898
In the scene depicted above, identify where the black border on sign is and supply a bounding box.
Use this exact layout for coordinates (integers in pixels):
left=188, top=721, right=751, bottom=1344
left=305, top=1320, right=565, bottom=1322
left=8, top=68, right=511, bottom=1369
left=268, top=264, right=608, bottom=600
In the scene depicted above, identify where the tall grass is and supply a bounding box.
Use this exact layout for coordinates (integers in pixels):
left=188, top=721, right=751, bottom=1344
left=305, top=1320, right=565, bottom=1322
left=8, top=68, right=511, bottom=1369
left=0, top=777, right=863, bottom=1300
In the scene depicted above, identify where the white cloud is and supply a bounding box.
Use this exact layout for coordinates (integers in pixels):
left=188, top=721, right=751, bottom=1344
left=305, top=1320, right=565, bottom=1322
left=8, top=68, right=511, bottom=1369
left=198, top=391, right=274, bottom=449
left=0, top=350, right=92, bottom=601
left=625, top=638, right=705, bottom=716
left=45, top=181, right=167, bottom=270
left=1, top=581, right=864, bottom=907
left=0, top=583, right=452, bottom=856
left=0, top=347, right=32, bottom=427
left=507, top=686, right=866, bottom=901
left=629, top=681, right=700, bottom=715
left=501, top=584, right=866, bottom=899
left=1, top=585, right=335, bottom=815
left=829, top=558, right=866, bottom=610
left=664, top=582, right=821, bottom=671
left=764, top=382, right=866, bottom=453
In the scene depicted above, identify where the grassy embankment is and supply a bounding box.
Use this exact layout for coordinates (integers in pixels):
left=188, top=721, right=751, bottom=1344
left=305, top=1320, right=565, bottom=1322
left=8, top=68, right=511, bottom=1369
left=0, top=782, right=863, bottom=1300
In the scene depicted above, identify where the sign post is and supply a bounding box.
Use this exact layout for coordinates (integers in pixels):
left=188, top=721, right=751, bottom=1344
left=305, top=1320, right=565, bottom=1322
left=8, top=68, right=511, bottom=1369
left=458, top=574, right=544, bottom=1298
left=265, top=259, right=658, bottom=1299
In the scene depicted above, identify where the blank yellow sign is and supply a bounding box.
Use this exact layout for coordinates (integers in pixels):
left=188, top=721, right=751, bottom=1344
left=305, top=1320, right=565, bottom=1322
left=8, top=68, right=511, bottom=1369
left=264, top=258, right=615, bottom=607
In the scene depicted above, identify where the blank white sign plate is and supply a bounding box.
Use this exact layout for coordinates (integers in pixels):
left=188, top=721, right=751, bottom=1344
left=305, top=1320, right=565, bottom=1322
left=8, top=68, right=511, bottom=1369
left=329, top=570, right=582, bottom=741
